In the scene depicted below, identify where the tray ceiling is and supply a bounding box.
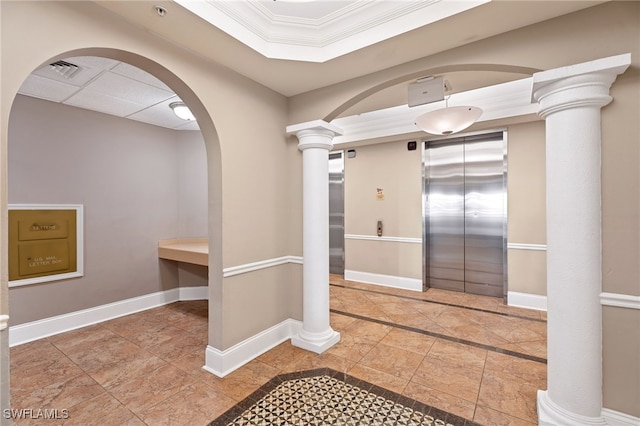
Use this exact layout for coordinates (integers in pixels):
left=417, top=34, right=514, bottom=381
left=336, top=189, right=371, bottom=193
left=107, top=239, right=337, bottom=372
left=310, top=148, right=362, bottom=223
left=16, top=1, right=604, bottom=131
left=174, top=0, right=488, bottom=62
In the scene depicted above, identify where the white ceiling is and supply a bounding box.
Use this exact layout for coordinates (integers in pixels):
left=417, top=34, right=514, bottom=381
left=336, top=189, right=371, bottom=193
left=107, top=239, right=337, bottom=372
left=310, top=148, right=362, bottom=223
left=18, top=56, right=200, bottom=131
left=18, top=1, right=603, bottom=131
left=174, top=0, right=489, bottom=62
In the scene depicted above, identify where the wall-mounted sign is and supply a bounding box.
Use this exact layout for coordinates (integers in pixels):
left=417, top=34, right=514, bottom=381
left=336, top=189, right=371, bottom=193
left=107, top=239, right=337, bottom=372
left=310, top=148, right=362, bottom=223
left=9, top=205, right=83, bottom=287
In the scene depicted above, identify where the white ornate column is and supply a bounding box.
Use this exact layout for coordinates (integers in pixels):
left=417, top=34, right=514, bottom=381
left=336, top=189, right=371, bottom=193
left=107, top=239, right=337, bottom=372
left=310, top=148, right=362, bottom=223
left=286, top=119, right=342, bottom=353
left=532, top=54, right=630, bottom=426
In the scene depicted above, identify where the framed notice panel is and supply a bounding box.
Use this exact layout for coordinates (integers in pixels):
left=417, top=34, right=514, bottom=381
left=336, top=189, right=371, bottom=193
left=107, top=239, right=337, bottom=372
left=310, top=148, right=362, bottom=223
left=9, top=204, right=84, bottom=287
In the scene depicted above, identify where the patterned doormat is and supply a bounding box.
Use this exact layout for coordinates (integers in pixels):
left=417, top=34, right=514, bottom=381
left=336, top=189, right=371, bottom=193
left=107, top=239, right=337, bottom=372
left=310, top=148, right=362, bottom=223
left=209, top=368, right=480, bottom=426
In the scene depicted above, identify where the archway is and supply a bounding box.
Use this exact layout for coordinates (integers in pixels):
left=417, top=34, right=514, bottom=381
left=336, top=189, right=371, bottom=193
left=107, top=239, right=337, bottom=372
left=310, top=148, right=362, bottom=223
left=323, top=63, right=541, bottom=122
left=2, top=47, right=223, bottom=408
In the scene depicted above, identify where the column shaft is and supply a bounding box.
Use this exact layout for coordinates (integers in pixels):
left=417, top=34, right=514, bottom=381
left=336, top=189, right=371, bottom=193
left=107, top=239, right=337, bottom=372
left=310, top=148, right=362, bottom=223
left=545, top=106, right=603, bottom=417
left=301, top=145, right=331, bottom=337
left=532, top=55, right=630, bottom=426
left=286, top=121, right=342, bottom=354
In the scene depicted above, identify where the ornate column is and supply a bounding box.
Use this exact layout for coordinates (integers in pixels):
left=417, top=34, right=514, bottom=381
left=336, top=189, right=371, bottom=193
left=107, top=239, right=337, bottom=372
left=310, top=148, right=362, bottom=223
left=532, top=54, right=630, bottom=425
left=286, top=119, right=342, bottom=353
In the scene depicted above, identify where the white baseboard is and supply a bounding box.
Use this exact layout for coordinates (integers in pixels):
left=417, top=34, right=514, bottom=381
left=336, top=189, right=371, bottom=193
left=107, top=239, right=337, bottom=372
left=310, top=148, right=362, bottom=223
left=344, top=270, right=422, bottom=292
left=178, top=286, right=208, bottom=301
left=204, top=318, right=302, bottom=377
left=9, top=286, right=208, bottom=347
left=538, top=390, right=609, bottom=425
left=602, top=408, right=640, bottom=426
left=507, top=291, right=547, bottom=311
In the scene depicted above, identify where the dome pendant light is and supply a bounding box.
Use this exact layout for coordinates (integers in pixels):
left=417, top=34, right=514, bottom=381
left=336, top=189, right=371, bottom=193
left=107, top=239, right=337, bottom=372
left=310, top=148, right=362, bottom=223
left=414, top=97, right=482, bottom=136
left=169, top=102, right=195, bottom=121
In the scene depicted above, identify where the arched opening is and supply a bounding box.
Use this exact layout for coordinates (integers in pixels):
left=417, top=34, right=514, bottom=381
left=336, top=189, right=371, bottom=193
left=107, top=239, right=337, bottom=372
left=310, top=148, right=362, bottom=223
left=324, top=64, right=541, bottom=121
left=4, top=47, right=223, bottom=394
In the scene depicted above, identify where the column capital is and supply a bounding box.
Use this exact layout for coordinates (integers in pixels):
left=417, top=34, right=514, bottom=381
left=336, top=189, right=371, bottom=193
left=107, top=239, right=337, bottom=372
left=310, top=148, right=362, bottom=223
left=286, top=120, right=343, bottom=151
left=531, top=54, right=630, bottom=118
left=286, top=119, right=343, bottom=137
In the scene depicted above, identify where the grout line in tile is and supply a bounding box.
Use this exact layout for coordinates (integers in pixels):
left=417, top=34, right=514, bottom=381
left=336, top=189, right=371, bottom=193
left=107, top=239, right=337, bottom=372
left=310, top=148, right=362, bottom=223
left=331, top=308, right=547, bottom=365
left=472, top=348, right=489, bottom=422
left=330, top=283, right=546, bottom=323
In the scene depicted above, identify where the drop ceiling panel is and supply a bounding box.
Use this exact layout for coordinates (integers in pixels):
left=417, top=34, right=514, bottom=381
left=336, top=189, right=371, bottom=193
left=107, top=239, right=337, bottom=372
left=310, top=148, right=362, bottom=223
left=127, top=96, right=195, bottom=129
left=18, top=74, right=80, bottom=103
left=72, top=72, right=174, bottom=106
left=175, top=121, right=200, bottom=131
left=111, top=62, right=173, bottom=91
left=63, top=89, right=155, bottom=118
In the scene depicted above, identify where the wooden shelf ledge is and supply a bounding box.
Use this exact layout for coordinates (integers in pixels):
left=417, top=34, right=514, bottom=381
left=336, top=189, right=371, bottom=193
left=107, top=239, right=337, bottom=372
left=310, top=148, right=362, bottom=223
left=158, top=238, right=208, bottom=266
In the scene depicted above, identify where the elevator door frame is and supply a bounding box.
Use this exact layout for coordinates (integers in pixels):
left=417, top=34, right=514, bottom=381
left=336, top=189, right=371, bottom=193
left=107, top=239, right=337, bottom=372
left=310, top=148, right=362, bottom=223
left=422, top=131, right=508, bottom=302
left=329, top=150, right=345, bottom=275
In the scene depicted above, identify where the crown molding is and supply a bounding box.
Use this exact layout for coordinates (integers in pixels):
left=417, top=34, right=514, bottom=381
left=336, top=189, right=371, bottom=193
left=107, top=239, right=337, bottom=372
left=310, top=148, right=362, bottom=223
left=173, top=0, right=488, bottom=62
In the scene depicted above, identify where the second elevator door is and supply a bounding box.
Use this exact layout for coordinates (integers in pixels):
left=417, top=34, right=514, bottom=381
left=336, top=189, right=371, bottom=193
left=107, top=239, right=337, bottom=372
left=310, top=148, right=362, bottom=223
left=424, top=133, right=506, bottom=298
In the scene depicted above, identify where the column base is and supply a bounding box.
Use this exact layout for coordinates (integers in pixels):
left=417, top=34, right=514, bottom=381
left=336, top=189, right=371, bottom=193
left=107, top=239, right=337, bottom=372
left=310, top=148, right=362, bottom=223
left=537, top=390, right=607, bottom=426
left=291, top=329, right=340, bottom=354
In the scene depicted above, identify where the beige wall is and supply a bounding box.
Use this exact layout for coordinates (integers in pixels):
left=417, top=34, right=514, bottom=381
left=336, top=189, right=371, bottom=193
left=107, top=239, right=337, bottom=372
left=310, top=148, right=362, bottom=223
left=344, top=122, right=548, bottom=293
left=600, top=51, right=640, bottom=417
left=223, top=264, right=302, bottom=348
left=602, top=306, right=640, bottom=415
left=507, top=121, right=547, bottom=296
left=291, top=3, right=639, bottom=415
left=0, top=0, right=638, bottom=419
left=8, top=96, right=185, bottom=324
left=0, top=0, right=302, bottom=361
left=345, top=142, right=423, bottom=238
left=344, top=141, right=422, bottom=280
left=290, top=3, right=639, bottom=125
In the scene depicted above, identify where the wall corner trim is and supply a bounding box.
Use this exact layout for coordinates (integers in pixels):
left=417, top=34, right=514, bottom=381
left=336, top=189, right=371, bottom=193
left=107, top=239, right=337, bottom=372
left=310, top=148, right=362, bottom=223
left=600, top=292, right=640, bottom=310
left=8, top=286, right=208, bottom=347
left=204, top=318, right=303, bottom=377
left=344, top=234, right=422, bottom=244
left=507, top=243, right=547, bottom=251
left=507, top=291, right=547, bottom=311
left=223, top=255, right=303, bottom=278
left=601, top=408, right=640, bottom=426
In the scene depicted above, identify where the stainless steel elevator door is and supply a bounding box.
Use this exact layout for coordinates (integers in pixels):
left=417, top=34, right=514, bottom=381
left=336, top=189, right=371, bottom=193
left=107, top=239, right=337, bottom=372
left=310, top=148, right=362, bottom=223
left=329, top=152, right=345, bottom=275
left=424, top=133, right=506, bottom=298
left=425, top=143, right=465, bottom=291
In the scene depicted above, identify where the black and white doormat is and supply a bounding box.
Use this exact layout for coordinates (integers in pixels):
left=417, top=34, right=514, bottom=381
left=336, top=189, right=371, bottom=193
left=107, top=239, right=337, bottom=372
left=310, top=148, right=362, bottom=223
left=209, top=368, right=480, bottom=426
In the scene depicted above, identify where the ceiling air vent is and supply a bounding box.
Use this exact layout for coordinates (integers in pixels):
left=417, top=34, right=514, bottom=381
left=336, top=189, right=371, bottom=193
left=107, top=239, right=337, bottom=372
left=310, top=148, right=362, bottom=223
left=49, top=60, right=80, bottom=79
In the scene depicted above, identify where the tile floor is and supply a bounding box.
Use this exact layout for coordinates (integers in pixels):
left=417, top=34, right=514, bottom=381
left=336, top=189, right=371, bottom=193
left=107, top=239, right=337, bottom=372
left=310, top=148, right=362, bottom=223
left=9, top=275, right=547, bottom=425
left=211, top=368, right=479, bottom=426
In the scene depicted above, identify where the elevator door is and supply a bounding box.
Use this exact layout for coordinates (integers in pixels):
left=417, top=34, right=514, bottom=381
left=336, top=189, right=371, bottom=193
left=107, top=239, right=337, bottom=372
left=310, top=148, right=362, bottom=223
left=329, top=151, right=345, bottom=275
left=423, top=133, right=506, bottom=298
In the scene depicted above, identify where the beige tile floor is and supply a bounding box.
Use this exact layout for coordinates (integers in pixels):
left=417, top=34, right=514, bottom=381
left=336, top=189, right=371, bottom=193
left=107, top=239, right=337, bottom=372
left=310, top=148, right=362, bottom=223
left=9, top=276, right=547, bottom=425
